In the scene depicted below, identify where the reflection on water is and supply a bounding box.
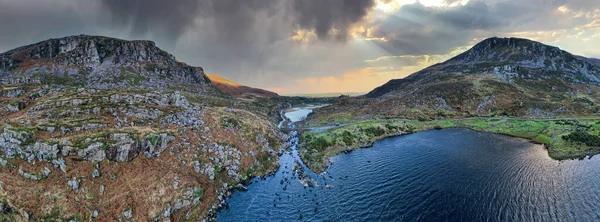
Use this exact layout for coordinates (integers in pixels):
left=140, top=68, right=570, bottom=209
left=219, top=125, right=600, bottom=221
left=284, top=105, right=327, bottom=123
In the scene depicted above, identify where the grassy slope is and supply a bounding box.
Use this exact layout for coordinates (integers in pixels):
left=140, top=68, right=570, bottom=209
left=300, top=118, right=600, bottom=173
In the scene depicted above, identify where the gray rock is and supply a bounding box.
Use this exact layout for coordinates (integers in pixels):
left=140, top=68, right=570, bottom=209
left=68, top=177, right=79, bottom=192
left=19, top=169, right=41, bottom=181
left=61, top=145, right=75, bottom=156
left=173, top=176, right=180, bottom=189
left=2, top=35, right=210, bottom=90
left=143, top=133, right=174, bottom=158
left=92, top=169, right=100, bottom=178
left=31, top=142, right=60, bottom=161
left=52, top=158, right=67, bottom=173
left=234, top=184, right=248, bottom=192
left=123, top=209, right=133, bottom=219
left=106, top=133, right=140, bottom=162
left=43, top=167, right=51, bottom=177
left=78, top=142, right=106, bottom=162
left=163, top=207, right=171, bottom=217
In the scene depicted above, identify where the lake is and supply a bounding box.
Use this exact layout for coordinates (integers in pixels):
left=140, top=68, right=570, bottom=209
left=217, top=128, right=600, bottom=221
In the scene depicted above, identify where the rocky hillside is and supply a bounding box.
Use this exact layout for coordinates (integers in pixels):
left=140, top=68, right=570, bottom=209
left=0, top=36, right=289, bottom=221
left=206, top=74, right=278, bottom=100
left=306, top=37, right=600, bottom=125
left=368, top=37, right=600, bottom=98
left=0, top=35, right=210, bottom=89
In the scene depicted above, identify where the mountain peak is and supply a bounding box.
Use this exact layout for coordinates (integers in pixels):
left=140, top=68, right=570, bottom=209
left=367, top=37, right=600, bottom=98
left=0, top=35, right=209, bottom=88
left=448, top=37, right=567, bottom=65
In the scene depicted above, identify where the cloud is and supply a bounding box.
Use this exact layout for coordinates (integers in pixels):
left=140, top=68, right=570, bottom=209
left=95, top=0, right=379, bottom=82
left=291, top=0, right=376, bottom=41
left=101, top=0, right=203, bottom=42
left=99, top=0, right=376, bottom=43
left=365, top=55, right=444, bottom=67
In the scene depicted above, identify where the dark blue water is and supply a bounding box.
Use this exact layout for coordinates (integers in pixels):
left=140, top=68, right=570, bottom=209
left=217, top=129, right=600, bottom=221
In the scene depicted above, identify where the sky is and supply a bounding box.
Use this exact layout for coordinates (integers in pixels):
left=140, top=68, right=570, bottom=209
left=0, top=0, right=599, bottom=94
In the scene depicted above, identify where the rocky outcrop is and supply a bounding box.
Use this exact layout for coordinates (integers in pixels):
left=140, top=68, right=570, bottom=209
left=143, top=133, right=175, bottom=159
left=0, top=35, right=210, bottom=88
left=78, top=142, right=107, bottom=162
left=1, top=87, right=24, bottom=98
left=0, top=34, right=287, bottom=221
left=106, top=133, right=140, bottom=162
left=0, top=125, right=175, bottom=164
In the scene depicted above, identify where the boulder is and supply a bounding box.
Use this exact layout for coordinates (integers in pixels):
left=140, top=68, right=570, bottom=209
left=31, top=142, right=59, bottom=161
left=68, top=177, right=79, bottom=192
left=106, top=133, right=140, bottom=162
left=142, top=133, right=174, bottom=158
left=78, top=142, right=106, bottom=162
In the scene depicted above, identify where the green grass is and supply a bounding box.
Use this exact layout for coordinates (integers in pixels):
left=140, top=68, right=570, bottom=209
left=195, top=188, right=204, bottom=199
left=147, top=134, right=160, bottom=146
left=32, top=72, right=82, bottom=86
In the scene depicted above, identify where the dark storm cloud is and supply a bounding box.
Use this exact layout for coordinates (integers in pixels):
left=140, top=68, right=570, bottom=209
left=292, top=0, right=376, bottom=40
left=0, top=1, right=92, bottom=51
left=100, top=0, right=376, bottom=42
left=101, top=0, right=203, bottom=42
left=96, top=0, right=377, bottom=80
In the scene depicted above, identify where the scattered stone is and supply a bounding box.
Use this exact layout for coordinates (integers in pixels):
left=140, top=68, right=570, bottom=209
left=18, top=169, right=40, bottom=181
left=173, top=176, right=180, bottom=189
left=43, top=167, right=51, bottom=177
left=52, top=158, right=67, bottom=173
left=68, top=177, right=79, bottom=192
left=92, top=169, right=100, bottom=178
left=123, top=208, right=133, bottom=219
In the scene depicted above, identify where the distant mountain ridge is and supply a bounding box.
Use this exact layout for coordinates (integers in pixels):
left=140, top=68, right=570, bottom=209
left=367, top=37, right=600, bottom=98
left=306, top=37, right=600, bottom=125
left=0, top=35, right=210, bottom=88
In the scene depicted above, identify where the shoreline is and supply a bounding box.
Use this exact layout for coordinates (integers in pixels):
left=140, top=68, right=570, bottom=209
left=299, top=118, right=600, bottom=173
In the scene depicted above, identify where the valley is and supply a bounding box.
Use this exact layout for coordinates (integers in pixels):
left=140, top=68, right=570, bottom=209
left=1, top=35, right=600, bottom=221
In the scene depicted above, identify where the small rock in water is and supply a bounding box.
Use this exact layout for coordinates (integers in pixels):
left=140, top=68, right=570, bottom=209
left=234, top=184, right=248, bottom=192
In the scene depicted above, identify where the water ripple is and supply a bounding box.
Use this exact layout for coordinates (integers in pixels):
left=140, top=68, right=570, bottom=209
left=217, top=129, right=600, bottom=221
